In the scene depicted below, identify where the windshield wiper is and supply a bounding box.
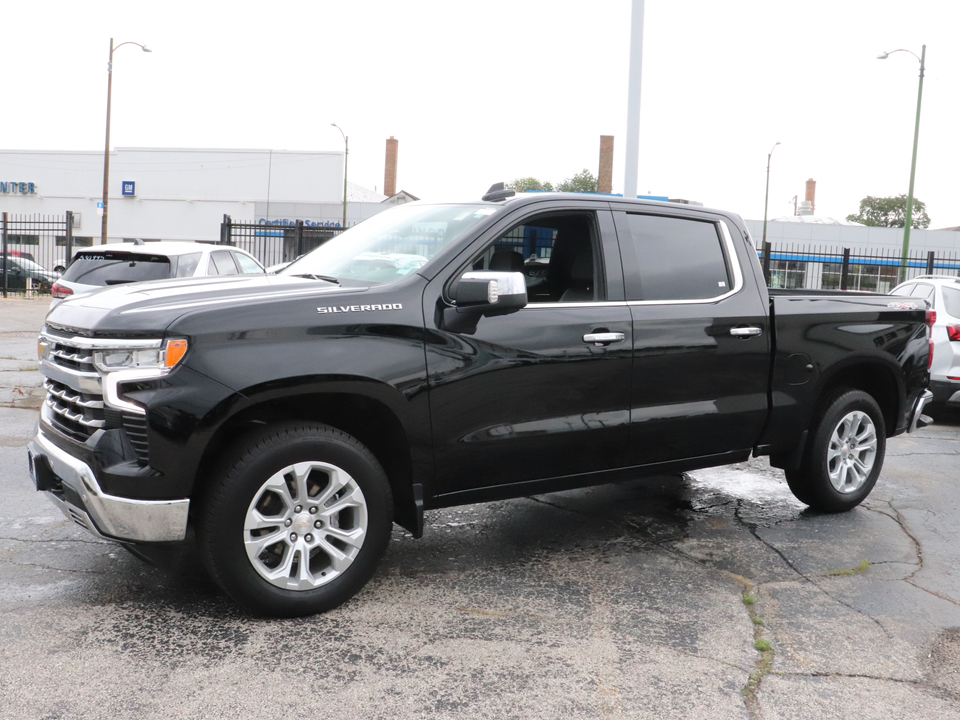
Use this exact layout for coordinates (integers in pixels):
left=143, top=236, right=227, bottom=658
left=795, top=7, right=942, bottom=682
left=291, top=273, right=340, bottom=285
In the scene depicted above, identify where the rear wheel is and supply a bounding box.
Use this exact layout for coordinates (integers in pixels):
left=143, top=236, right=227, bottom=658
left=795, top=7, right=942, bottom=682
left=198, top=422, right=392, bottom=617
left=785, top=389, right=885, bottom=513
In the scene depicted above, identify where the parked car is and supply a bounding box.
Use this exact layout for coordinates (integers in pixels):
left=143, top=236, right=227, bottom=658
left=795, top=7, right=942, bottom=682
left=29, top=190, right=932, bottom=617
left=890, top=275, right=960, bottom=411
left=1, top=255, right=58, bottom=293
left=50, top=241, right=266, bottom=308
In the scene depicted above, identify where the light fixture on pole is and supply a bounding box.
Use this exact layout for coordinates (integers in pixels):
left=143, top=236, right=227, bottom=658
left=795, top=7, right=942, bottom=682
left=761, top=141, right=781, bottom=248
left=101, top=38, right=151, bottom=245
left=877, top=45, right=925, bottom=281
left=331, top=123, right=348, bottom=229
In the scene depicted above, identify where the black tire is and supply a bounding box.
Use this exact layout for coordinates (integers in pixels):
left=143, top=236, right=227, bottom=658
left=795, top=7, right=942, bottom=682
left=198, top=422, right=393, bottom=617
left=784, top=388, right=886, bottom=513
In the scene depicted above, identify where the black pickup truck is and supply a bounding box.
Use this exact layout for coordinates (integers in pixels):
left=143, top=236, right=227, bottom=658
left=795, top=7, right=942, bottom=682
left=28, top=189, right=933, bottom=616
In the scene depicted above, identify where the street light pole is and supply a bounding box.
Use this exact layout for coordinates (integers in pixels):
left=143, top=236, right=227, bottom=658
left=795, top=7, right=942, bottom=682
left=331, top=123, right=348, bottom=229
left=101, top=38, right=151, bottom=245
left=878, top=45, right=925, bottom=281
left=761, top=141, right=781, bottom=248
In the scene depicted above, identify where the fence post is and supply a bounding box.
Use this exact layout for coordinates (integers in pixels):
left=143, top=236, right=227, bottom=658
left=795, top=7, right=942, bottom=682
left=295, top=220, right=304, bottom=259
left=761, top=242, right=771, bottom=286
left=840, top=248, right=850, bottom=291
left=220, top=214, right=232, bottom=245
left=2, top=212, right=7, bottom=298
left=926, top=251, right=935, bottom=276
left=65, top=210, right=74, bottom=272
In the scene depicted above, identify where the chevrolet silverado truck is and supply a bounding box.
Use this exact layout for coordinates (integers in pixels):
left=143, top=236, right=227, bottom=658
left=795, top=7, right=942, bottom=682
left=27, top=188, right=933, bottom=617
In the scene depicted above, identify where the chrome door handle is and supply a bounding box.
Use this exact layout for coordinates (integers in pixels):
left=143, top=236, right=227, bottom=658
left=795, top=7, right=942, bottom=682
left=730, top=326, right=763, bottom=337
left=583, top=332, right=625, bottom=345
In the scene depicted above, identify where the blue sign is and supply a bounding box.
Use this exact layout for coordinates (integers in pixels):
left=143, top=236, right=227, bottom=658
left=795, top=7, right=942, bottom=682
left=257, top=217, right=341, bottom=229
left=122, top=181, right=136, bottom=197
left=0, top=182, right=36, bottom=194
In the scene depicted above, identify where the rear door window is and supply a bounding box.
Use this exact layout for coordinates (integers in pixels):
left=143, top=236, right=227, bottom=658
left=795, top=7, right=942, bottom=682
left=232, top=252, right=264, bottom=274
left=60, top=252, right=172, bottom=286
left=208, top=252, right=240, bottom=276
left=910, top=283, right=936, bottom=307
left=620, top=214, right=732, bottom=301
left=891, top=284, right=915, bottom=297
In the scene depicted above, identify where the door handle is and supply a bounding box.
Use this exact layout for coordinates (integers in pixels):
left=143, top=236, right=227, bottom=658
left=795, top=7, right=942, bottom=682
left=730, top=326, right=763, bottom=337
left=583, top=332, right=625, bottom=346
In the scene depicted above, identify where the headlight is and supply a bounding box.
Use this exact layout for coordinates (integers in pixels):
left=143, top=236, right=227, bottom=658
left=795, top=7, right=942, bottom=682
left=93, top=338, right=188, bottom=373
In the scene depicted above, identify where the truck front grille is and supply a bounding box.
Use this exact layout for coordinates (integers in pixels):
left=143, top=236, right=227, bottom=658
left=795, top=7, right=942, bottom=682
left=44, top=379, right=104, bottom=442
left=39, top=329, right=152, bottom=464
left=48, top=345, right=96, bottom=372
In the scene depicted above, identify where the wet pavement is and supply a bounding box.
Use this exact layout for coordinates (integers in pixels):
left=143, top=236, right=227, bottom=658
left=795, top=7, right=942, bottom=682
left=3, top=296, right=960, bottom=718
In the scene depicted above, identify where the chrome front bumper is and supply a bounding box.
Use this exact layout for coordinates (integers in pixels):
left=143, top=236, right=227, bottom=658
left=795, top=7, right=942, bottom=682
left=27, top=427, right=189, bottom=543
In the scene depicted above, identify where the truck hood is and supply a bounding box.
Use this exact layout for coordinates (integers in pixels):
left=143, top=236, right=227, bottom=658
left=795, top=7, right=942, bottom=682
left=44, top=274, right=372, bottom=335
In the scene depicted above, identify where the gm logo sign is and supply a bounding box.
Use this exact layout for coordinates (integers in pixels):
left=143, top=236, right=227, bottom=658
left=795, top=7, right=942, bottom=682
left=122, top=181, right=136, bottom=197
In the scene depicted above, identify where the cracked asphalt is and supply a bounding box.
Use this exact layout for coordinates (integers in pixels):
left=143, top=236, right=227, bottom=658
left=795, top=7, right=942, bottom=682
left=3, top=296, right=960, bottom=719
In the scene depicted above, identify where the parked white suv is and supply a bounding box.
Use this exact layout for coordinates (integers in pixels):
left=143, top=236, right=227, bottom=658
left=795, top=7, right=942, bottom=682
left=50, top=241, right=265, bottom=308
left=890, top=275, right=960, bottom=411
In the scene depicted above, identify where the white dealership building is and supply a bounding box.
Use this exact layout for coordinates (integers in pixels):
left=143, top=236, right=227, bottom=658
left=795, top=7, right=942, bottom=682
left=0, top=146, right=413, bottom=246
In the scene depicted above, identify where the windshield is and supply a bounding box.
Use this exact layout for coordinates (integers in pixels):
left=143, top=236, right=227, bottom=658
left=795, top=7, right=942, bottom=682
left=280, top=203, right=497, bottom=285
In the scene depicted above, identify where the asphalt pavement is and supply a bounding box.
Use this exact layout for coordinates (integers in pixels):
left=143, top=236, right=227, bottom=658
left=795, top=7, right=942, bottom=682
left=2, top=296, right=960, bottom=719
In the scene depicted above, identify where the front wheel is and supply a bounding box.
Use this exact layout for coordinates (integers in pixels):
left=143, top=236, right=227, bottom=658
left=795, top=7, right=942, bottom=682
left=198, top=422, right=393, bottom=617
left=785, top=388, right=886, bottom=513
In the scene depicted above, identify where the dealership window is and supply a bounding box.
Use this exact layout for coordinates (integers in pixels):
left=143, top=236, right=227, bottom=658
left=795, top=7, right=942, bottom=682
left=767, top=260, right=806, bottom=289
left=6, top=234, right=39, bottom=245
left=821, top=262, right=899, bottom=293
left=56, top=236, right=94, bottom=247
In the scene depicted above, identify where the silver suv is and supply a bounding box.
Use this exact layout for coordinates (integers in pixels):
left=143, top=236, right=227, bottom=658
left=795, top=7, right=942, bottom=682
left=890, top=275, right=960, bottom=411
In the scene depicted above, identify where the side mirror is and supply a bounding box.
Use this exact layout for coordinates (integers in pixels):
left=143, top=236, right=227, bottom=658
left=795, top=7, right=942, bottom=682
left=443, top=271, right=527, bottom=333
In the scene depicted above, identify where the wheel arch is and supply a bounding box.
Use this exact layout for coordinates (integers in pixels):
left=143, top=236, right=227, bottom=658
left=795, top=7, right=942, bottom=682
left=770, top=358, right=902, bottom=472
left=193, top=380, right=425, bottom=535
left=816, top=359, right=903, bottom=435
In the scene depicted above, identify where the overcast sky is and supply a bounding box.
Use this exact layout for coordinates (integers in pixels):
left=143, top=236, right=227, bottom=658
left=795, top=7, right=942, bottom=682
left=3, top=1, right=959, bottom=227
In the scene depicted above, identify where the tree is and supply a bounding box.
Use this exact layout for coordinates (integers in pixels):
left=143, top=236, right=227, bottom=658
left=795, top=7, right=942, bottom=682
left=556, top=169, right=598, bottom=194
left=506, top=177, right=554, bottom=192
left=846, top=195, right=931, bottom=228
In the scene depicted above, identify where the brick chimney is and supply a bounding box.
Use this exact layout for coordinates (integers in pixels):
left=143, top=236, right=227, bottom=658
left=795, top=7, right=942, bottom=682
left=805, top=178, right=816, bottom=215
left=598, top=135, right=614, bottom=194
left=384, top=136, right=399, bottom=198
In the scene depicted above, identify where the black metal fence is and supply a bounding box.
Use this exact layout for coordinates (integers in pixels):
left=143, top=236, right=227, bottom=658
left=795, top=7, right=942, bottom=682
left=758, top=242, right=960, bottom=294
left=1, top=212, right=87, bottom=297
left=219, top=215, right=342, bottom=268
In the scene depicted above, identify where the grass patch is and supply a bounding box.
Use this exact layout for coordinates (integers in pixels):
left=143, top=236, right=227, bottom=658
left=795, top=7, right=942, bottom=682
left=740, top=583, right=775, bottom=711
left=825, top=560, right=869, bottom=577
